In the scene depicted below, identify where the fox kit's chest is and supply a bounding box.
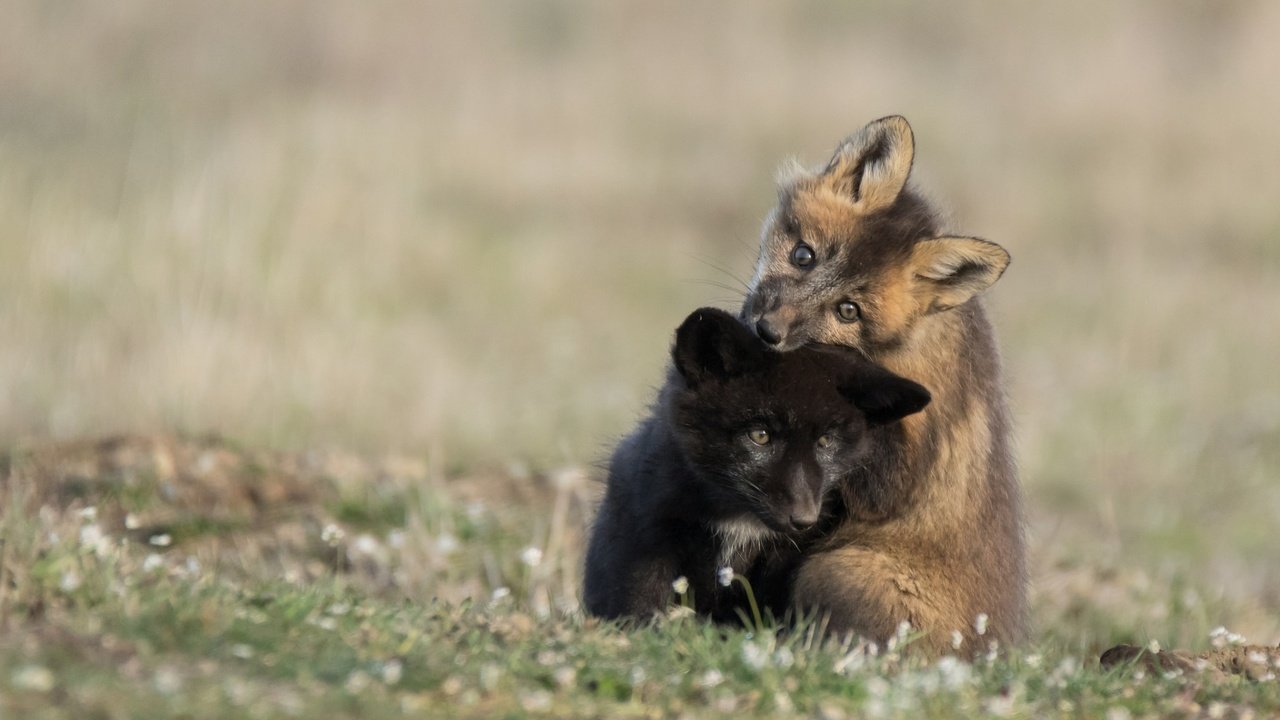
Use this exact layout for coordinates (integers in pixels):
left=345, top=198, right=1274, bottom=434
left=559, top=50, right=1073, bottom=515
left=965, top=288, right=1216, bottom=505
left=712, top=514, right=777, bottom=569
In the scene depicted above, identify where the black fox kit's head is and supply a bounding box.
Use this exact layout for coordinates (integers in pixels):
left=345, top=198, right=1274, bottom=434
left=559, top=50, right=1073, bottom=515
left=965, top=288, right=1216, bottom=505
left=669, top=308, right=930, bottom=534
left=742, top=115, right=1011, bottom=354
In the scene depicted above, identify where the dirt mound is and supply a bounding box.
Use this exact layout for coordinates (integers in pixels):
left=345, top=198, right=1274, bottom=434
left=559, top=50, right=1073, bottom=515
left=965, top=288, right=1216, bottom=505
left=1101, top=643, right=1280, bottom=681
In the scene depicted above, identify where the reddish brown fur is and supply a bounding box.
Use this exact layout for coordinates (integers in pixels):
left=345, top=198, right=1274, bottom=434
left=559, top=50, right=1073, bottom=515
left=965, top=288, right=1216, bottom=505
left=742, top=116, right=1025, bottom=656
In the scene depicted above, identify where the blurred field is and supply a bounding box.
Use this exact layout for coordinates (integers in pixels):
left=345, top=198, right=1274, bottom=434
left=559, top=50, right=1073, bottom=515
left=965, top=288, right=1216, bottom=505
left=2, top=0, right=1279, bottom=714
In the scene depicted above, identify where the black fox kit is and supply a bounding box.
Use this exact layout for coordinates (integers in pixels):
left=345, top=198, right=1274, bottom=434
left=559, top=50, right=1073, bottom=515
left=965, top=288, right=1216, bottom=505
left=741, top=116, right=1025, bottom=654
left=583, top=307, right=929, bottom=622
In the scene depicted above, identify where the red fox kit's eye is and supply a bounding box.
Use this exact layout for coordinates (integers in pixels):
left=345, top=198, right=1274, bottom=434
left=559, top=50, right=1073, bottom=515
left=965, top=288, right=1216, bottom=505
left=816, top=434, right=834, bottom=448
left=836, top=301, right=861, bottom=322
left=790, top=243, right=815, bottom=268
left=747, top=428, right=771, bottom=446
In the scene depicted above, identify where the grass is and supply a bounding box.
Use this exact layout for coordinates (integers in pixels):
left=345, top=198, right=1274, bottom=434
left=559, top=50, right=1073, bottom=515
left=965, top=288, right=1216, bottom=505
left=1, top=0, right=1279, bottom=716
left=2, top=436, right=1278, bottom=719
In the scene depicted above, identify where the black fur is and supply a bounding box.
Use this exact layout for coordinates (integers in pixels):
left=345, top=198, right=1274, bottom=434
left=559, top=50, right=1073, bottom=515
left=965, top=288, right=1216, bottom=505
left=582, top=307, right=930, bottom=622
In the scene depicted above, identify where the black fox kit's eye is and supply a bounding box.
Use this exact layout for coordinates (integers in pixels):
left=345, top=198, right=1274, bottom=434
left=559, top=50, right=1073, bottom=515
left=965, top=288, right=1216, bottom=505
left=816, top=434, right=834, bottom=448
left=836, top=301, right=860, bottom=322
left=790, top=243, right=815, bottom=268
left=747, top=428, right=771, bottom=446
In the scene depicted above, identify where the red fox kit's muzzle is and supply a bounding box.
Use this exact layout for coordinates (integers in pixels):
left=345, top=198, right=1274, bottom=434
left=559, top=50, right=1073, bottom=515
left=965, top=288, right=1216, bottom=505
left=750, top=305, right=801, bottom=349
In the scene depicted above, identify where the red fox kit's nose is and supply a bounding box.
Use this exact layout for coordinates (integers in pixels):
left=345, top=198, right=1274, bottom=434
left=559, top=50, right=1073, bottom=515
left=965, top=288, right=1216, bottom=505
left=756, top=318, right=783, bottom=346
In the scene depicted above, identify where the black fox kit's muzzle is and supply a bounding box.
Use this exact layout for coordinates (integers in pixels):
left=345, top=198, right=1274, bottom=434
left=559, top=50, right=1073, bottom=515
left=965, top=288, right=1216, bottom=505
left=786, top=491, right=820, bottom=530
left=780, top=465, right=822, bottom=531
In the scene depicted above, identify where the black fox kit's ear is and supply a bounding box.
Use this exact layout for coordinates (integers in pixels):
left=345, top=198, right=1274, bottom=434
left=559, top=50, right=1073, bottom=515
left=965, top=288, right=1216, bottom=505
left=909, top=236, right=1011, bottom=313
left=673, top=308, right=764, bottom=387
left=822, top=115, right=915, bottom=213
left=840, top=365, right=932, bottom=425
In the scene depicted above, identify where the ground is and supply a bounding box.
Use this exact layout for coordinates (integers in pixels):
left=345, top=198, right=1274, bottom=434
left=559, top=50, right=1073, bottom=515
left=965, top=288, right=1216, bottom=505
left=1, top=435, right=1277, bottom=719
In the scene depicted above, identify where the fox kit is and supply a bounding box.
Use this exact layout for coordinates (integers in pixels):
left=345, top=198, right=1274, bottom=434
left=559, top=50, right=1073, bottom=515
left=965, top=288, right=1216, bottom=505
left=741, top=116, right=1025, bottom=654
left=583, top=308, right=929, bottom=622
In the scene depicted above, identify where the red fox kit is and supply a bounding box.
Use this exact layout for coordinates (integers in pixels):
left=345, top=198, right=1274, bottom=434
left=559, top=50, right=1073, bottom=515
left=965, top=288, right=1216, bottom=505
left=741, top=116, right=1025, bottom=654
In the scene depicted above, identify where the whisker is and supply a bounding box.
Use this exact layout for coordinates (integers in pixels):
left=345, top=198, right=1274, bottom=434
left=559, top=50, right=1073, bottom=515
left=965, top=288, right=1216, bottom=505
left=686, top=253, right=753, bottom=293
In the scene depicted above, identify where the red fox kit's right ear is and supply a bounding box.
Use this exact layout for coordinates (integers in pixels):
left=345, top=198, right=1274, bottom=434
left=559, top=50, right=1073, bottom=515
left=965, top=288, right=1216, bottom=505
left=821, top=115, right=915, bottom=213
left=673, top=308, right=764, bottom=387
left=908, top=236, right=1011, bottom=313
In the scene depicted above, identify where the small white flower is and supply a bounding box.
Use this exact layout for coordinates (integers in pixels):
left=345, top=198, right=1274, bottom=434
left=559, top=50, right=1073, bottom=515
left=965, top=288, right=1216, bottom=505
left=149, top=533, right=172, bottom=547
left=344, top=670, right=371, bottom=694
left=11, top=665, right=55, bottom=692
left=985, top=694, right=1015, bottom=717
left=741, top=641, right=767, bottom=671
left=231, top=644, right=254, bottom=659
left=717, top=566, right=734, bottom=587
left=490, top=586, right=511, bottom=602
left=124, top=513, right=140, bottom=530
left=327, top=602, right=351, bottom=616
left=479, top=664, right=502, bottom=690
left=434, top=533, right=458, bottom=555
left=520, top=546, right=543, bottom=568
left=387, top=529, right=406, bottom=549
left=352, top=534, right=380, bottom=556
left=698, top=669, right=724, bottom=688
left=520, top=689, right=553, bottom=712
left=936, top=655, right=972, bottom=690
left=951, top=630, right=964, bottom=650
left=773, top=646, right=795, bottom=669
left=77, top=506, right=98, bottom=522
left=59, top=570, right=82, bottom=592
left=973, top=612, right=989, bottom=636
left=553, top=666, right=576, bottom=688
left=1208, top=625, right=1245, bottom=648
left=79, top=524, right=104, bottom=548
left=1146, top=639, right=1161, bottom=653
left=321, top=524, right=345, bottom=547
left=154, top=667, right=182, bottom=695
left=381, top=659, right=403, bottom=685
left=671, top=576, right=689, bottom=595
left=896, top=620, right=913, bottom=641
left=143, top=554, right=165, bottom=572
left=1105, top=707, right=1132, bottom=720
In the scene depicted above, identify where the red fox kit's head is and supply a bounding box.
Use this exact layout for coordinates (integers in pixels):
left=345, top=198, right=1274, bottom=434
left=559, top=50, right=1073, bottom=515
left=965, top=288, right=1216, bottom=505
left=741, top=116, right=1010, bottom=355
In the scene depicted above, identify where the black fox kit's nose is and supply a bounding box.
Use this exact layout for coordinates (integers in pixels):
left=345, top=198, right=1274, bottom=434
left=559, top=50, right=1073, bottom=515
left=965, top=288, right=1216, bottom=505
left=756, top=319, right=783, bottom=346
left=788, top=506, right=819, bottom=531
left=787, top=490, right=820, bottom=530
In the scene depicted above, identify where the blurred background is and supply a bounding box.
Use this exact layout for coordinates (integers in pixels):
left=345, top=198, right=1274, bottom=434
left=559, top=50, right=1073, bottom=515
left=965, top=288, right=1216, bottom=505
left=1, top=1, right=1277, bottom=641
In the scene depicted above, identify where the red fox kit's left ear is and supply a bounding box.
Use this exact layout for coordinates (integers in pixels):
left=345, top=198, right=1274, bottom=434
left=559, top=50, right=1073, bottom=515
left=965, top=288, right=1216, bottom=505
left=821, top=115, right=915, bottom=213
left=909, top=236, right=1011, bottom=313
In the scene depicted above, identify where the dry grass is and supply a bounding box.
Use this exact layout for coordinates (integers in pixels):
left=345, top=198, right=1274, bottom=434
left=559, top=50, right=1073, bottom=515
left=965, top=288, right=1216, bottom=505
left=1, top=0, right=1278, bottom=660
